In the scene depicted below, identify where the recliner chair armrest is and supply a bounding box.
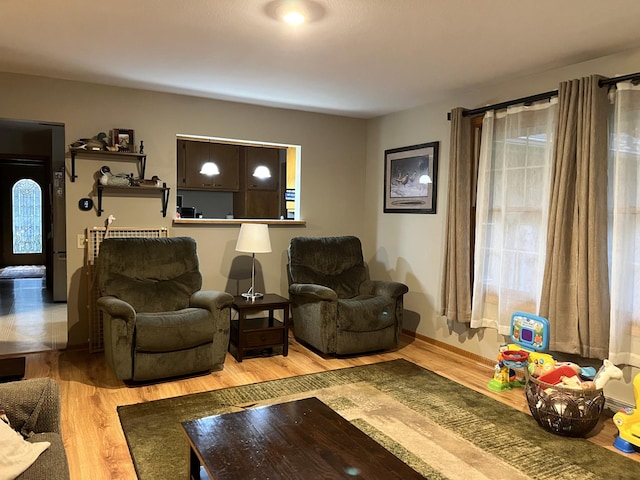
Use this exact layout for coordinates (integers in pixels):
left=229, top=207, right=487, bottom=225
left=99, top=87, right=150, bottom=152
left=360, top=280, right=409, bottom=298
left=0, top=378, right=61, bottom=435
left=96, top=295, right=136, bottom=322
left=289, top=283, right=338, bottom=301
left=190, top=290, right=234, bottom=311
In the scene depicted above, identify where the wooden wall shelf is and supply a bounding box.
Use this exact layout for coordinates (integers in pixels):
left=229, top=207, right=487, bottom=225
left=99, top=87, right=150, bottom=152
left=97, top=183, right=170, bottom=217
left=69, top=149, right=147, bottom=182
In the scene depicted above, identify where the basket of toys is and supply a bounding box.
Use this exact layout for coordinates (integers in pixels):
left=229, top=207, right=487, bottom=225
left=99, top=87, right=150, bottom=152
left=524, top=366, right=605, bottom=437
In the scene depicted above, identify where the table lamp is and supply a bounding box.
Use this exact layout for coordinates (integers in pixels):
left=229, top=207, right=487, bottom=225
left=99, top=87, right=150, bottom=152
left=235, top=223, right=272, bottom=300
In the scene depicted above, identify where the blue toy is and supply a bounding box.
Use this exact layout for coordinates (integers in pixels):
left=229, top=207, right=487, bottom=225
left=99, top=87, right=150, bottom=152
left=488, top=312, right=550, bottom=392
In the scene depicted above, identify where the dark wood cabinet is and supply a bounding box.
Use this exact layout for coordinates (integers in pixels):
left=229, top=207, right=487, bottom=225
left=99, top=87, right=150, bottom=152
left=177, top=140, right=239, bottom=191
left=177, top=139, right=286, bottom=219
left=245, top=146, right=279, bottom=191
left=233, top=146, right=284, bottom=218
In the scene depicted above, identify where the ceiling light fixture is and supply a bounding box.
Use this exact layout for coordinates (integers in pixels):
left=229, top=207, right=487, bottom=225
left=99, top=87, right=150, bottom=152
left=283, top=10, right=306, bottom=25
left=264, top=0, right=326, bottom=25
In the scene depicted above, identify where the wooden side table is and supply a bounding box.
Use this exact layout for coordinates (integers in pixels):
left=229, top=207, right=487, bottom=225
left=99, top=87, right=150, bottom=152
left=229, top=294, right=290, bottom=362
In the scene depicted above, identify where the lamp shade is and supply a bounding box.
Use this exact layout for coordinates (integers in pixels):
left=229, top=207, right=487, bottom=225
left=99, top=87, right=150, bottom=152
left=200, top=162, right=220, bottom=175
left=252, top=165, right=272, bottom=179
left=235, top=223, right=272, bottom=253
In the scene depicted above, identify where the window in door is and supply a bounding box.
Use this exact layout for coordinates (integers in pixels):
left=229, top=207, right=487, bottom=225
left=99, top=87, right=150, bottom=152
left=12, top=178, right=43, bottom=254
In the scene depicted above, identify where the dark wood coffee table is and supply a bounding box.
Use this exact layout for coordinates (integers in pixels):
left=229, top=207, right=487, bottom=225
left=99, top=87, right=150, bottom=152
left=181, top=397, right=425, bottom=479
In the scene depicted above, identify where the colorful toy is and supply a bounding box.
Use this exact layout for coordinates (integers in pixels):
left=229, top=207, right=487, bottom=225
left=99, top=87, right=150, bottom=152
left=510, top=312, right=550, bottom=351
left=488, top=312, right=550, bottom=392
left=613, top=373, right=640, bottom=453
left=529, top=352, right=555, bottom=376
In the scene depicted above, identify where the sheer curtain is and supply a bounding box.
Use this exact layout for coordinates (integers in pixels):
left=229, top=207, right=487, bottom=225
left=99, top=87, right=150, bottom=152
left=471, top=100, right=557, bottom=334
left=609, top=81, right=640, bottom=368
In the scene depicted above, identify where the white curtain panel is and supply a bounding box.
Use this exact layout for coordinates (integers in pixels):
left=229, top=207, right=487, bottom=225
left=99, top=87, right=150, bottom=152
left=471, top=100, right=558, bottom=334
left=608, top=81, right=640, bottom=368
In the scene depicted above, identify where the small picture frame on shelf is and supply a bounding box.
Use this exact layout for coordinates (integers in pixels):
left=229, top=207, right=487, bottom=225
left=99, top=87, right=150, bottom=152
left=111, top=129, right=135, bottom=152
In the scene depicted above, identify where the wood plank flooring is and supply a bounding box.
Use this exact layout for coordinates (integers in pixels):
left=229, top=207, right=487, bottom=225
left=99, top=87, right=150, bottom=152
left=0, top=277, right=67, bottom=355
left=14, top=333, right=640, bottom=480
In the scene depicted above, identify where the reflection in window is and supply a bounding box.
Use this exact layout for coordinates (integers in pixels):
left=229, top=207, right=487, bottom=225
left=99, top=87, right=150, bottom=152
left=12, top=179, right=43, bottom=254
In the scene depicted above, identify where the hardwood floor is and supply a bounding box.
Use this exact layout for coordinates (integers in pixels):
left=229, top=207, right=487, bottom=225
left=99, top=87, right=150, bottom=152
left=0, top=276, right=67, bottom=355
left=15, top=333, right=640, bottom=479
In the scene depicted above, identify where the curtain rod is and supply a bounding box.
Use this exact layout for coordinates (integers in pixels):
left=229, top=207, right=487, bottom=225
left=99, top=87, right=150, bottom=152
left=448, top=71, right=640, bottom=121
left=446, top=90, right=557, bottom=120
left=447, top=90, right=558, bottom=121
left=599, top=71, right=640, bottom=87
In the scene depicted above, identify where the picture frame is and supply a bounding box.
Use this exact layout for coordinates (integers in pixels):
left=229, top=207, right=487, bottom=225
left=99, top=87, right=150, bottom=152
left=383, top=141, right=439, bottom=214
left=112, top=129, right=135, bottom=153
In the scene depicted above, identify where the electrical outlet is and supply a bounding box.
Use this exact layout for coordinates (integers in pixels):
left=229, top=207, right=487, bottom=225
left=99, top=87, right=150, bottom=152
left=77, top=234, right=85, bottom=249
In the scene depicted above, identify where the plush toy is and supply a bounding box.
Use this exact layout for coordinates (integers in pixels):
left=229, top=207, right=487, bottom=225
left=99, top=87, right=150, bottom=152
left=593, top=359, right=623, bottom=390
left=560, top=375, right=596, bottom=391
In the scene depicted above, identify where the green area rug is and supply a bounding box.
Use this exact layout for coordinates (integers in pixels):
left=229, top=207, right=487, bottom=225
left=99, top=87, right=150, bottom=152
left=118, top=359, right=640, bottom=480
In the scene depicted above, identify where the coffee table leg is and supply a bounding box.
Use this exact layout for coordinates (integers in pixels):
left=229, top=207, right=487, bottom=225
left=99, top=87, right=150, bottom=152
left=283, top=306, right=289, bottom=357
left=189, top=446, right=201, bottom=480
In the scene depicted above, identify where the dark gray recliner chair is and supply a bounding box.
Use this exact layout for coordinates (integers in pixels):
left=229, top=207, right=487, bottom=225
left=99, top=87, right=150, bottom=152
left=96, top=237, right=233, bottom=382
left=287, top=236, right=408, bottom=355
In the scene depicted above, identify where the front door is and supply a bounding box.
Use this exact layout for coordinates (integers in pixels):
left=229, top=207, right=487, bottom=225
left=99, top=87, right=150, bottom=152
left=0, top=159, right=48, bottom=267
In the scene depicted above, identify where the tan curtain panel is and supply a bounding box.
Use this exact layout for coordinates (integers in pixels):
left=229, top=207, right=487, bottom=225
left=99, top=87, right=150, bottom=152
left=441, top=107, right=472, bottom=323
left=539, top=75, right=610, bottom=358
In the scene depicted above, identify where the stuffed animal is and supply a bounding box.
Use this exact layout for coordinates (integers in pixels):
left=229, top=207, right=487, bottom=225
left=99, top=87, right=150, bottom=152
left=560, top=375, right=596, bottom=391
left=593, top=359, right=623, bottom=389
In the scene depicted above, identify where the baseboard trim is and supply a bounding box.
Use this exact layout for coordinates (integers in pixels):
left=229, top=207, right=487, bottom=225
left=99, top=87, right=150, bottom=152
left=402, top=330, right=495, bottom=368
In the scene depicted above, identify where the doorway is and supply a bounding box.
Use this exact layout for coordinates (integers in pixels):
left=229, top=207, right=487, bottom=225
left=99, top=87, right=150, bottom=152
left=0, top=160, right=47, bottom=266
left=0, top=119, right=67, bottom=356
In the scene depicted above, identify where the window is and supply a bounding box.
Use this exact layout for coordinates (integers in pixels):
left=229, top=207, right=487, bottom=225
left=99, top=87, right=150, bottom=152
left=470, top=101, right=557, bottom=334
left=12, top=178, right=43, bottom=254
left=608, top=81, right=640, bottom=367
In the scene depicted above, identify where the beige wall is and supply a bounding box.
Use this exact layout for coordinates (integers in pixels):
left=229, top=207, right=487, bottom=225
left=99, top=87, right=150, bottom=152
left=366, top=46, right=640, bottom=405
left=0, top=72, right=367, bottom=347
left=3, top=46, right=639, bottom=403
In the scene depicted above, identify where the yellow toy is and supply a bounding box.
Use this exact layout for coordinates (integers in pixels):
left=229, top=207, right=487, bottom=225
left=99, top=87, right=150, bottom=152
left=528, top=352, right=555, bottom=377
left=613, top=373, right=640, bottom=453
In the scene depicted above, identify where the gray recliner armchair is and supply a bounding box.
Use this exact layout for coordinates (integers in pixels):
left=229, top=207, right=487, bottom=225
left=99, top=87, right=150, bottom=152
left=96, top=237, right=233, bottom=382
left=287, top=236, right=408, bottom=355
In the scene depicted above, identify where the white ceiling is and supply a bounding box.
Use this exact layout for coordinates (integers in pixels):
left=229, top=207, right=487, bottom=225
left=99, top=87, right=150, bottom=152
left=2, top=0, right=640, bottom=118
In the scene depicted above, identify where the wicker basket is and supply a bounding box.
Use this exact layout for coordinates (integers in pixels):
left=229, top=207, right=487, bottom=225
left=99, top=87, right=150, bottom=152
left=524, top=368, right=605, bottom=437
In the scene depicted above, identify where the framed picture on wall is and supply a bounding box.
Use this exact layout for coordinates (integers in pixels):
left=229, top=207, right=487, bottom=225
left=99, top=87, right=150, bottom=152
left=112, top=129, right=135, bottom=152
left=383, top=141, right=439, bottom=214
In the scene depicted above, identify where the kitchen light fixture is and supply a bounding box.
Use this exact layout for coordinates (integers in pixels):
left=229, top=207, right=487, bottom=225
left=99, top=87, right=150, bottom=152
left=252, top=165, right=272, bottom=179
left=235, top=223, right=272, bottom=300
left=200, top=162, right=220, bottom=175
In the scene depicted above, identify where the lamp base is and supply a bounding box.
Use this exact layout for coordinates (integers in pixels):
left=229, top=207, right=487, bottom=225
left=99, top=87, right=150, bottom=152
left=241, top=292, right=264, bottom=301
